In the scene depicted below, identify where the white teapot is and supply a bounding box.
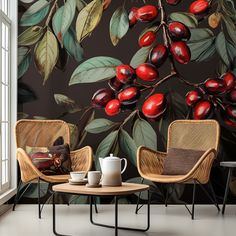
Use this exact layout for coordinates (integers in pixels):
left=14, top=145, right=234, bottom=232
left=99, top=154, right=127, bottom=186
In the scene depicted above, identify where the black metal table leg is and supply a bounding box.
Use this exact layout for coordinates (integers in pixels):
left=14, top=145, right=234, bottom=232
left=115, top=196, right=118, bottom=236
left=222, top=167, right=232, bottom=215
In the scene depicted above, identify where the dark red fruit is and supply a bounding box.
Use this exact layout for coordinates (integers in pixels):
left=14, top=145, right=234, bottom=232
left=136, top=5, right=158, bottom=22
left=204, top=78, right=226, bottom=94
left=193, top=100, right=212, bottom=120
left=166, top=0, right=182, bottom=5
left=185, top=90, right=202, bottom=106
left=189, top=0, right=209, bottom=15
left=117, top=86, right=140, bottom=105
left=228, top=89, right=236, bottom=103
left=136, top=63, right=159, bottom=81
left=149, top=44, right=168, bottom=67
left=224, top=118, right=236, bottom=127
left=142, top=93, right=166, bottom=118
left=129, top=7, right=138, bottom=26
left=91, top=88, right=114, bottom=108
left=105, top=99, right=121, bottom=116
left=168, top=21, right=190, bottom=41
left=221, top=72, right=235, bottom=91
left=226, top=105, right=236, bottom=121
left=108, top=77, right=123, bottom=91
left=170, top=41, right=191, bottom=64
left=116, top=64, right=135, bottom=84
left=139, top=31, right=156, bottom=47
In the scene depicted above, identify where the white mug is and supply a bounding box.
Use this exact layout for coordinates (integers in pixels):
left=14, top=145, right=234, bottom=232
left=88, top=171, right=102, bottom=186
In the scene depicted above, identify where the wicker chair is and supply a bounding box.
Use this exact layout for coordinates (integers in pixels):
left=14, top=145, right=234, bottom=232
left=136, top=119, right=220, bottom=219
left=13, top=119, right=93, bottom=218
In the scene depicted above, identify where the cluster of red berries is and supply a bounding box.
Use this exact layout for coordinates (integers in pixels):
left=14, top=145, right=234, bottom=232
left=185, top=72, right=236, bottom=126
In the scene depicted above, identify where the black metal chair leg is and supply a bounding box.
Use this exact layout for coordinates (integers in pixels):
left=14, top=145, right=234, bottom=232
left=191, top=180, right=196, bottom=220
left=93, top=196, right=98, bottom=213
left=222, top=168, right=232, bottom=215
left=135, top=178, right=144, bottom=214
left=13, top=180, right=23, bottom=211
left=38, top=178, right=41, bottom=219
left=207, top=181, right=220, bottom=211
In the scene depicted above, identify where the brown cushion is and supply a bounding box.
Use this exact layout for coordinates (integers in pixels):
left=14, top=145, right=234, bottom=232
left=162, top=148, right=205, bottom=175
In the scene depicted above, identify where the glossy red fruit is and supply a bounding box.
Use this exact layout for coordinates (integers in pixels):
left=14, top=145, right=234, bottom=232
left=221, top=72, right=235, bottom=91
left=116, top=64, right=135, bottom=84
left=136, top=63, right=159, bottom=81
left=129, top=7, right=138, bottom=26
left=226, top=105, right=236, bottom=121
left=149, top=44, right=168, bottom=67
left=168, top=21, right=190, bottom=41
left=166, top=0, right=182, bottom=5
left=224, top=118, right=236, bottom=127
left=170, top=41, right=191, bottom=64
left=185, top=90, right=202, bottom=106
left=117, top=86, right=140, bottom=105
left=228, top=89, right=236, bottom=103
left=189, top=0, right=209, bottom=15
left=105, top=99, right=121, bottom=116
left=204, top=78, right=226, bottom=94
left=91, top=88, right=114, bottom=108
left=108, top=77, right=123, bottom=91
left=139, top=31, right=156, bottom=47
left=193, top=100, right=212, bottom=120
left=136, top=5, right=158, bottom=22
left=142, top=93, right=166, bottom=118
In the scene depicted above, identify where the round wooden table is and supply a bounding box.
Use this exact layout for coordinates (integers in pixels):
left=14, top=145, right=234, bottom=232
left=52, top=182, right=150, bottom=236
left=220, top=162, right=236, bottom=214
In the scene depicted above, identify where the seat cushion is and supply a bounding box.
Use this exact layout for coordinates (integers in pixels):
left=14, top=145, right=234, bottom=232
left=162, top=148, right=205, bottom=175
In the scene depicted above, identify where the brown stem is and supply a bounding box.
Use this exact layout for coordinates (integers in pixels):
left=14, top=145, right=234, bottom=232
left=119, top=110, right=138, bottom=129
left=45, top=0, right=58, bottom=27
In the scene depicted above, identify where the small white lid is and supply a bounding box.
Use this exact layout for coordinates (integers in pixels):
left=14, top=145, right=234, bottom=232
left=104, top=153, right=119, bottom=160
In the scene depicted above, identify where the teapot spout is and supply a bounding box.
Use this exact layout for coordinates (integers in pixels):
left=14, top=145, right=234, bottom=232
left=99, top=158, right=103, bottom=172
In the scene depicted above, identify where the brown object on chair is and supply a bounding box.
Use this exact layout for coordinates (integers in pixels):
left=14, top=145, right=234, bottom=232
left=136, top=119, right=220, bottom=219
left=13, top=119, right=93, bottom=218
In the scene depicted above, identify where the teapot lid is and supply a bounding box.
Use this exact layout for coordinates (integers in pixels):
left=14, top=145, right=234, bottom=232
left=104, top=153, right=119, bottom=160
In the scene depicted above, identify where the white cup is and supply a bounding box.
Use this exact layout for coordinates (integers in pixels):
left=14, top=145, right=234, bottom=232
left=70, top=171, right=86, bottom=181
left=88, top=171, right=101, bottom=186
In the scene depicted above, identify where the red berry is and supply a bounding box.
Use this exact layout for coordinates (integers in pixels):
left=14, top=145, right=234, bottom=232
left=108, top=77, right=123, bottom=91
left=117, top=86, right=140, bottom=105
left=170, top=41, right=191, bottom=64
left=91, top=88, right=114, bottom=108
left=226, top=105, right=236, bottom=121
left=129, top=7, right=138, bottom=26
left=168, top=21, right=190, bottom=41
left=204, top=78, right=226, bottom=94
left=136, top=5, right=158, bottom=22
left=166, top=0, right=182, bottom=5
left=116, top=64, right=135, bottom=84
left=228, top=89, right=236, bottom=103
left=224, top=118, right=236, bottom=127
left=136, top=63, right=159, bottom=81
left=193, top=100, right=212, bottom=120
left=189, top=0, right=209, bottom=15
left=142, top=93, right=166, bottom=118
left=221, top=72, right=235, bottom=91
left=139, top=31, right=156, bottom=47
left=149, top=44, right=168, bottom=67
left=185, top=90, right=202, bottom=106
left=105, top=99, right=121, bottom=116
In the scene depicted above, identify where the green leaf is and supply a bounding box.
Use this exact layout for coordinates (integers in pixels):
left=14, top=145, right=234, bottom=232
left=18, top=53, right=31, bottom=79
left=17, top=112, right=29, bottom=120
left=34, top=30, right=59, bottom=85
left=76, top=0, right=87, bottom=11
left=96, top=130, right=119, bottom=159
left=63, top=28, right=84, bottom=62
left=109, top=6, right=129, bottom=46
left=20, top=0, right=50, bottom=26
left=169, top=12, right=198, bottom=28
left=69, top=56, right=122, bottom=85
left=18, top=47, right=30, bottom=65
left=54, top=94, right=81, bottom=113
left=223, top=16, right=236, bottom=47
left=76, top=0, right=103, bottom=42
left=130, top=45, right=153, bottom=68
left=18, top=83, right=37, bottom=103
left=215, top=32, right=230, bottom=67
left=119, top=129, right=137, bottom=166
left=188, top=37, right=216, bottom=62
left=20, top=0, right=35, bottom=3
left=18, top=26, right=44, bottom=46
left=133, top=118, right=157, bottom=150
left=188, top=28, right=214, bottom=42
left=85, top=118, right=116, bottom=134
left=52, top=6, right=64, bottom=42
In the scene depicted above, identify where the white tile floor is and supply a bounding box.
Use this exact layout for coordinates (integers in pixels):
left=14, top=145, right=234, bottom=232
left=0, top=204, right=235, bottom=236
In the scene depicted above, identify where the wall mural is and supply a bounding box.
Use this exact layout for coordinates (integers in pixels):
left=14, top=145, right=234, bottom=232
left=18, top=0, right=236, bottom=203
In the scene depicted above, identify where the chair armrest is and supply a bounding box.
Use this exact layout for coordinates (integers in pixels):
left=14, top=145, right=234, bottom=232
left=70, top=146, right=93, bottom=172
left=137, top=146, right=167, bottom=177
left=16, top=148, right=42, bottom=183
left=183, top=148, right=217, bottom=184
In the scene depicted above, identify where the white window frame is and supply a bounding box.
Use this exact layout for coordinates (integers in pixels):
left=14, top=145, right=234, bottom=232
left=0, top=0, right=17, bottom=205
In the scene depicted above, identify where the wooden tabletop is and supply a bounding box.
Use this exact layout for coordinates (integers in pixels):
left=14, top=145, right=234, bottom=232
left=220, top=162, right=236, bottom=168
left=52, top=182, right=149, bottom=196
